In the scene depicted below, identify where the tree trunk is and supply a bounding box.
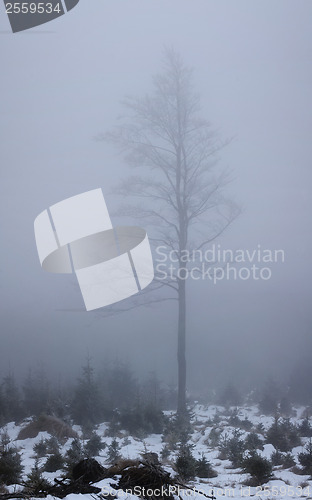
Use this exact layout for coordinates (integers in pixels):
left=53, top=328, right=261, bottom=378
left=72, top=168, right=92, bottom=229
left=177, top=277, right=186, bottom=415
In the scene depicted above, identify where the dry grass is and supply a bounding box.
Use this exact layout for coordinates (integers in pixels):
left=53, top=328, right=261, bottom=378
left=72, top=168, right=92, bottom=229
left=17, top=414, right=78, bottom=441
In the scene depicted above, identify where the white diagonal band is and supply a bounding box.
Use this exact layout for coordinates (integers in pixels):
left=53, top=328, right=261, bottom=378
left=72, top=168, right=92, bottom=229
left=34, top=188, right=154, bottom=311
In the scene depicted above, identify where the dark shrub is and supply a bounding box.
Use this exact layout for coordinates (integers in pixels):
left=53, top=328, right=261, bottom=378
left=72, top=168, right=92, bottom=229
left=0, top=448, right=23, bottom=485
left=0, top=432, right=23, bottom=485
left=213, top=413, right=221, bottom=424
left=46, top=436, right=60, bottom=454
left=44, top=452, right=65, bottom=472
left=259, top=394, right=278, bottom=415
left=240, top=417, right=253, bottom=431
left=71, top=359, right=104, bottom=426
left=299, top=418, right=312, bottom=438
left=23, top=463, right=51, bottom=496
left=266, top=418, right=301, bottom=452
left=118, top=405, right=166, bottom=437
left=271, top=450, right=284, bottom=466
left=218, top=433, right=230, bottom=460
left=33, top=438, right=48, bottom=458
left=218, top=384, right=242, bottom=407
left=84, top=431, right=105, bottom=458
left=105, top=410, right=120, bottom=437
left=282, top=452, right=295, bottom=468
left=228, top=433, right=245, bottom=468
left=64, top=438, right=85, bottom=478
left=162, top=410, right=192, bottom=451
left=218, top=430, right=245, bottom=467
left=266, top=419, right=285, bottom=450
left=279, top=397, right=293, bottom=417
left=271, top=450, right=295, bottom=469
left=256, top=423, right=265, bottom=434
left=160, top=445, right=170, bottom=461
left=228, top=409, right=252, bottom=431
left=289, top=358, right=312, bottom=404
left=195, top=454, right=217, bottom=478
left=228, top=408, right=241, bottom=427
left=106, top=438, right=121, bottom=464
left=175, top=443, right=197, bottom=481
left=242, top=452, right=273, bottom=484
left=245, top=432, right=263, bottom=451
left=208, top=428, right=221, bottom=448
left=298, top=441, right=312, bottom=475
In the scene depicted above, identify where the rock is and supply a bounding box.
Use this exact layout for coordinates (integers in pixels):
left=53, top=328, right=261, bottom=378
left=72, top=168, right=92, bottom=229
left=72, top=458, right=106, bottom=484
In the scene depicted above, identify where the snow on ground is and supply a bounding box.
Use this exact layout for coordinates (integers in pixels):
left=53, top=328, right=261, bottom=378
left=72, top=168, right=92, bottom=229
left=1, top=404, right=312, bottom=500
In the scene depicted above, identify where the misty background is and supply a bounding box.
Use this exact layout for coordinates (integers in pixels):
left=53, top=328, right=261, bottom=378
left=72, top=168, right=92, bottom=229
left=0, top=0, right=311, bottom=399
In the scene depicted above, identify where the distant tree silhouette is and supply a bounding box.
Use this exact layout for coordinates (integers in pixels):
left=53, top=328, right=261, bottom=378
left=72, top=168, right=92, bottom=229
left=102, top=48, right=239, bottom=415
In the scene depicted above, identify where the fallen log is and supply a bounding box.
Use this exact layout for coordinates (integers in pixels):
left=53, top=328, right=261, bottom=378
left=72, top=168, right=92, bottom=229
left=0, top=457, right=216, bottom=500
left=116, top=460, right=216, bottom=500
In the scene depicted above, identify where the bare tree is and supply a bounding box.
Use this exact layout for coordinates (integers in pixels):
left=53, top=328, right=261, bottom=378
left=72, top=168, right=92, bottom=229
left=99, top=49, right=239, bottom=415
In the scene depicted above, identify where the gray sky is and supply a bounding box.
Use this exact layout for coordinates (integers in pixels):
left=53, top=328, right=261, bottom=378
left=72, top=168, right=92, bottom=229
left=0, top=0, right=311, bottom=395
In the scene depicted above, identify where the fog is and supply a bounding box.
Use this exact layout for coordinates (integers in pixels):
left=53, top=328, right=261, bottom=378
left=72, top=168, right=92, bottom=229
left=0, top=0, right=311, bottom=400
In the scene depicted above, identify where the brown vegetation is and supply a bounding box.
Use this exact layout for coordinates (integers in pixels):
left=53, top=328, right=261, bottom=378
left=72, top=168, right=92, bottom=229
left=17, top=415, right=78, bottom=441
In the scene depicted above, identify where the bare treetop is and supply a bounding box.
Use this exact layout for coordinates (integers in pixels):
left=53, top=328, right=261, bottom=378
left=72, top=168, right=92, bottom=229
left=104, top=48, right=239, bottom=258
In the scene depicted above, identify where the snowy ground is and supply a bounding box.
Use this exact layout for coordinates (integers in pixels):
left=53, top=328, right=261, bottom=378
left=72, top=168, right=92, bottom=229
left=1, top=405, right=312, bottom=500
